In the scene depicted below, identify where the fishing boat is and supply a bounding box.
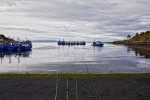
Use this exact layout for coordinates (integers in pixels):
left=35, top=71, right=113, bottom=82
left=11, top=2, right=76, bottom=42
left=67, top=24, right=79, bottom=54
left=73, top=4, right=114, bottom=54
left=58, top=40, right=65, bottom=45
left=0, top=46, right=3, bottom=51
left=80, top=41, right=86, bottom=45
left=92, top=41, right=104, bottom=47
left=15, top=40, right=32, bottom=51
left=0, top=44, right=3, bottom=51
left=20, top=40, right=32, bottom=51
left=0, top=40, right=4, bottom=51
left=58, top=40, right=62, bottom=45
left=6, top=43, right=16, bottom=51
left=15, top=43, right=22, bottom=51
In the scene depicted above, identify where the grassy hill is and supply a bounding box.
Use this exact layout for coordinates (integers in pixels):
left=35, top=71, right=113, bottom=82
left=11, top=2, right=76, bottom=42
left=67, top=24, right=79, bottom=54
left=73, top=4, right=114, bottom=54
left=130, top=31, right=150, bottom=43
left=113, top=31, right=150, bottom=44
left=0, top=34, right=15, bottom=42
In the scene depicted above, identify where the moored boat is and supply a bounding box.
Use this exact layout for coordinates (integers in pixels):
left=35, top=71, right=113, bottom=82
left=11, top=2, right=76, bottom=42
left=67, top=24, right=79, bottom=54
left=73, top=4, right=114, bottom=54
left=0, top=40, right=4, bottom=51
left=6, top=43, right=16, bottom=51
left=58, top=40, right=65, bottom=45
left=20, top=40, right=32, bottom=51
left=92, top=41, right=104, bottom=47
left=0, top=45, right=3, bottom=51
left=15, top=40, right=32, bottom=51
left=80, top=41, right=86, bottom=45
left=58, top=40, right=62, bottom=45
left=0, top=47, right=3, bottom=51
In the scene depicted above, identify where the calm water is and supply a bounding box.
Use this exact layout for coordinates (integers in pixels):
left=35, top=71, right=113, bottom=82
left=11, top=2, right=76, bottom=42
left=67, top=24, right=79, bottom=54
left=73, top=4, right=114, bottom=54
left=0, top=42, right=150, bottom=74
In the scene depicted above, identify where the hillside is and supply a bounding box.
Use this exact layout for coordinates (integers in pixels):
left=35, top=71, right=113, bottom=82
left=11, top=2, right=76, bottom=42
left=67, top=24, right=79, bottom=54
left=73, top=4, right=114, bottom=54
left=0, top=34, right=15, bottom=42
left=130, top=31, right=150, bottom=43
left=113, top=31, right=150, bottom=44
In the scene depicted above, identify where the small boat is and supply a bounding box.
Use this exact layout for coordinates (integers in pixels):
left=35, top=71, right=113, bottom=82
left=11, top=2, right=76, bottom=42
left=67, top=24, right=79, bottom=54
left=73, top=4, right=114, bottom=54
left=20, top=40, right=32, bottom=51
left=80, top=41, right=86, bottom=45
left=15, top=40, right=32, bottom=51
left=6, top=43, right=16, bottom=51
left=0, top=46, right=3, bottom=51
left=0, top=41, right=4, bottom=51
left=58, top=40, right=65, bottom=45
left=20, top=45, right=32, bottom=51
left=0, top=45, right=3, bottom=51
left=92, top=41, right=104, bottom=47
left=16, top=45, right=21, bottom=51
left=15, top=41, right=22, bottom=51
left=58, top=40, right=62, bottom=45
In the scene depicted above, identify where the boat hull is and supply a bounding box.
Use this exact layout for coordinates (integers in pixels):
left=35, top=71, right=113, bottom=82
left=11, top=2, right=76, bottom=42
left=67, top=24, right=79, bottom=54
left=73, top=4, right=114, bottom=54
left=20, top=46, right=32, bottom=51
left=16, top=46, right=22, bottom=51
left=58, top=41, right=65, bottom=45
left=6, top=46, right=16, bottom=51
left=0, top=47, right=3, bottom=51
left=92, top=44, right=104, bottom=47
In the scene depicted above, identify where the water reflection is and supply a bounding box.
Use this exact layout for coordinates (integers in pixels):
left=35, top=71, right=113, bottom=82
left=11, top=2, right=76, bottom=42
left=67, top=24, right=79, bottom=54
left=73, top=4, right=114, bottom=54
left=1, top=42, right=150, bottom=74
left=0, top=50, right=32, bottom=64
left=127, top=46, right=150, bottom=59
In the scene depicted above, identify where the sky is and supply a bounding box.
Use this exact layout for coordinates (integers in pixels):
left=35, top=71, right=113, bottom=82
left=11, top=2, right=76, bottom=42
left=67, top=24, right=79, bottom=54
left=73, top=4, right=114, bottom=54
left=0, top=0, right=150, bottom=42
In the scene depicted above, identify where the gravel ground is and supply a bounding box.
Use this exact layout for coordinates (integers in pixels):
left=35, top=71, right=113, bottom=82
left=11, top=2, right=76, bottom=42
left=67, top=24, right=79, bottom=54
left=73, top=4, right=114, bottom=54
left=0, top=77, right=150, bottom=100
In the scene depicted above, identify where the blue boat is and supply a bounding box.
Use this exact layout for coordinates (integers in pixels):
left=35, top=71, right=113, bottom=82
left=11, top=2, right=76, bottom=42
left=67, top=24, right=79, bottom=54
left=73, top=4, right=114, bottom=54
left=80, top=41, right=86, bottom=45
left=0, top=47, right=3, bottom=51
left=16, top=45, right=22, bottom=51
left=14, top=40, right=32, bottom=51
left=20, top=45, right=32, bottom=51
left=0, top=41, right=4, bottom=51
left=6, top=45, right=16, bottom=51
left=92, top=41, right=104, bottom=47
left=20, top=40, right=32, bottom=51
left=58, top=40, right=62, bottom=45
left=58, top=40, right=65, bottom=45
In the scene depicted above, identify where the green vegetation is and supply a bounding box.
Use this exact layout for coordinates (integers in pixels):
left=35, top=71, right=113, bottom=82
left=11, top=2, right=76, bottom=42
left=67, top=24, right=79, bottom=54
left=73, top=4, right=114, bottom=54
left=113, top=31, right=150, bottom=44
left=130, top=31, right=150, bottom=43
left=0, top=73, right=150, bottom=79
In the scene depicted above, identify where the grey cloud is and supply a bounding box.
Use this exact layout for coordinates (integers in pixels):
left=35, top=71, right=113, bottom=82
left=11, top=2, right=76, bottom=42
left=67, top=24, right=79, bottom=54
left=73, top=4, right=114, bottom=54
left=0, top=0, right=150, bottom=41
left=0, top=26, right=48, bottom=34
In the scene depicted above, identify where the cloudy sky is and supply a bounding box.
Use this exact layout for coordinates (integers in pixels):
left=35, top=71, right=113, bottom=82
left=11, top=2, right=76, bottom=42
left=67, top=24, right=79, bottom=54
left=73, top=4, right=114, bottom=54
left=0, top=0, right=150, bottom=41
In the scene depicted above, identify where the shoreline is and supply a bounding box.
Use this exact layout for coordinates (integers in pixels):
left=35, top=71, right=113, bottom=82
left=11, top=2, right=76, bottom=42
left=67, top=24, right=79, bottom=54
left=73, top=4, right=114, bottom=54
left=0, top=73, right=150, bottom=79
left=113, top=41, right=150, bottom=47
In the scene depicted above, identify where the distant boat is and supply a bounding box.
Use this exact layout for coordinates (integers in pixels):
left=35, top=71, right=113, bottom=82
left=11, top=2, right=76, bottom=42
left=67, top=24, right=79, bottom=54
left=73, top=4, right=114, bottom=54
left=92, top=41, right=104, bottom=47
left=80, top=41, right=86, bottom=45
left=58, top=40, right=86, bottom=46
left=58, top=40, right=65, bottom=45
left=58, top=40, right=62, bottom=45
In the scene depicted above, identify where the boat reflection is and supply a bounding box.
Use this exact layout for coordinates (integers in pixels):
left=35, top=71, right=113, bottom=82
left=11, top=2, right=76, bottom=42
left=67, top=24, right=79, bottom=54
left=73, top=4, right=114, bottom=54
left=127, top=46, right=150, bottom=59
left=0, top=50, right=32, bottom=64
